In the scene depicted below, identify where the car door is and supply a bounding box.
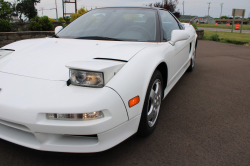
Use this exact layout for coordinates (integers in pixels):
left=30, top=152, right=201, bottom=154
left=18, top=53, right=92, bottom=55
left=159, top=10, right=190, bottom=83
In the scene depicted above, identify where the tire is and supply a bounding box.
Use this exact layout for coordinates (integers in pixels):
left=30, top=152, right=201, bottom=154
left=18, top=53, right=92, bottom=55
left=187, top=47, right=196, bottom=72
left=137, top=70, right=163, bottom=137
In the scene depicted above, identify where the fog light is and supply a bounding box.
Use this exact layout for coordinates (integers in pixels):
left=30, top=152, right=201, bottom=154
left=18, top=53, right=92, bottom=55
left=46, top=111, right=104, bottom=121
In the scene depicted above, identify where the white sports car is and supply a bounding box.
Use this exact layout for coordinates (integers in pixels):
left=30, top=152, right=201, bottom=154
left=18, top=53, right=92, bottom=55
left=0, top=7, right=197, bottom=153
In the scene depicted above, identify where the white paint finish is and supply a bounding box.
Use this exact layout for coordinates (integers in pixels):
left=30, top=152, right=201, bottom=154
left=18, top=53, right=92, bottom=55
left=94, top=43, right=150, bottom=61
left=0, top=17, right=197, bottom=153
left=0, top=72, right=128, bottom=135
left=55, top=26, right=63, bottom=34
left=106, top=43, right=170, bottom=119
left=106, top=25, right=196, bottom=120
left=168, top=40, right=190, bottom=83
left=164, top=60, right=191, bottom=98
left=0, top=38, right=150, bottom=81
left=0, top=124, right=41, bottom=149
left=0, top=115, right=141, bottom=153
left=0, top=50, right=14, bottom=59
left=66, top=60, right=125, bottom=84
left=169, top=29, right=190, bottom=46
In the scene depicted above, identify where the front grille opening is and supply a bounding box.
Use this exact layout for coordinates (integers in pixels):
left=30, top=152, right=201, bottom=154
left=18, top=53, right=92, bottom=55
left=64, top=134, right=98, bottom=138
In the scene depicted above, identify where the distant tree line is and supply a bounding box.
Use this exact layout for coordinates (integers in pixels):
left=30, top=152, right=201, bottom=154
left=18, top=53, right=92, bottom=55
left=0, top=0, right=40, bottom=22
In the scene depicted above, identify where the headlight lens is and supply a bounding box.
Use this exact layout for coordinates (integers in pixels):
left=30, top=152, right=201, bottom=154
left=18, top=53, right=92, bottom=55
left=46, top=111, right=104, bottom=121
left=69, top=69, right=104, bottom=87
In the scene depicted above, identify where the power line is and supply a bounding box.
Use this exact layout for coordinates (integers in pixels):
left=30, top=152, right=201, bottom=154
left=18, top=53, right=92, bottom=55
left=38, top=7, right=57, bottom=17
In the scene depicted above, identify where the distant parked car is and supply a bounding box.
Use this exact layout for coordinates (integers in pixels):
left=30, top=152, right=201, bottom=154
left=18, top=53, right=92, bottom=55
left=0, top=6, right=198, bottom=153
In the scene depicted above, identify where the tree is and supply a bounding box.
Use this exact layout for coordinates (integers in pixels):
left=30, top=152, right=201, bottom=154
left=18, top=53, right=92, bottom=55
left=58, top=17, right=65, bottom=22
left=0, top=19, right=12, bottom=31
left=0, top=0, right=13, bottom=21
left=220, top=16, right=229, bottom=19
left=49, top=18, right=55, bottom=22
left=64, top=16, right=70, bottom=22
left=148, top=0, right=180, bottom=18
left=70, top=7, right=88, bottom=22
left=149, top=0, right=179, bottom=13
left=16, top=0, right=40, bottom=21
left=27, top=16, right=53, bottom=31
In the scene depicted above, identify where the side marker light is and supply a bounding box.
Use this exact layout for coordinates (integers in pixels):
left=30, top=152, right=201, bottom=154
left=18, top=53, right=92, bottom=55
left=129, top=96, right=140, bottom=107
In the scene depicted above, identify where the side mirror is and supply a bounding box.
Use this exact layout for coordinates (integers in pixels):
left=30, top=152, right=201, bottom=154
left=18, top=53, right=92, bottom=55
left=55, top=26, right=63, bottom=35
left=169, top=30, right=189, bottom=46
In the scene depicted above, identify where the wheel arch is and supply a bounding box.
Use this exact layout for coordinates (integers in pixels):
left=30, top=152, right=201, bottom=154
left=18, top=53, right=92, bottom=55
left=195, top=38, right=198, bottom=49
left=155, top=62, right=168, bottom=91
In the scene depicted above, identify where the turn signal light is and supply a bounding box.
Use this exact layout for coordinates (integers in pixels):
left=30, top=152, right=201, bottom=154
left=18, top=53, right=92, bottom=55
left=129, top=96, right=140, bottom=107
left=46, top=111, right=104, bottom=121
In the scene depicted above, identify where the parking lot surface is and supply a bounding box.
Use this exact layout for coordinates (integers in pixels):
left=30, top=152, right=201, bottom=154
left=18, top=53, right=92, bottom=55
left=1, top=40, right=250, bottom=166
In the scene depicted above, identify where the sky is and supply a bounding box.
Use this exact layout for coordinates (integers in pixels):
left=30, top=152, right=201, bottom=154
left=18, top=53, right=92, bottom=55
left=6, top=0, right=250, bottom=19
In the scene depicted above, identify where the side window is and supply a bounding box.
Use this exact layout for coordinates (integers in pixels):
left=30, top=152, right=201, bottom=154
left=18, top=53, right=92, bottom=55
left=159, top=10, right=180, bottom=41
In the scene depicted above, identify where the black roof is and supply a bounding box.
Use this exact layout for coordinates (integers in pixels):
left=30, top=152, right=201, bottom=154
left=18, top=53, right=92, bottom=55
left=97, top=6, right=161, bottom=10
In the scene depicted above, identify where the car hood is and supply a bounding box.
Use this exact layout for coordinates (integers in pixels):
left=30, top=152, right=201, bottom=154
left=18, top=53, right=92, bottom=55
left=0, top=38, right=151, bottom=81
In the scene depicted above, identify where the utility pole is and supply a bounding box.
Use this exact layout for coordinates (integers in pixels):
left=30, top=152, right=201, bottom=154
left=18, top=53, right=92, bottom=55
left=220, top=3, right=223, bottom=18
left=40, top=7, right=44, bottom=16
left=62, top=0, right=77, bottom=19
left=55, top=0, right=58, bottom=20
left=207, top=2, right=211, bottom=16
left=232, top=9, right=235, bottom=33
left=182, top=1, right=184, bottom=15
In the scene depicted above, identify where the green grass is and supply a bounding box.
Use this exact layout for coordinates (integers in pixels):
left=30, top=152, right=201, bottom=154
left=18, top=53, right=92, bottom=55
left=197, top=24, right=250, bottom=30
left=203, top=30, right=250, bottom=46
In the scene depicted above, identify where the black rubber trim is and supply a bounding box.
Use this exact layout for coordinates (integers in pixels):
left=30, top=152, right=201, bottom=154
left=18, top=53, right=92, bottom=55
left=66, top=79, right=71, bottom=86
left=0, top=49, right=15, bottom=51
left=94, top=58, right=128, bottom=62
left=64, top=134, right=98, bottom=138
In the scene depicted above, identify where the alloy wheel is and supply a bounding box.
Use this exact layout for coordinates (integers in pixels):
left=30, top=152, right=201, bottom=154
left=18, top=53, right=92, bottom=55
left=147, top=79, right=162, bottom=127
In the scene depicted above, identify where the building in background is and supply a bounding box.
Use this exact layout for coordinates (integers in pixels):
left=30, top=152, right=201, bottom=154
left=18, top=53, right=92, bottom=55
left=180, top=15, right=216, bottom=24
left=216, top=19, right=249, bottom=25
left=10, top=13, right=19, bottom=23
left=180, top=15, right=197, bottom=22
left=192, top=16, right=216, bottom=24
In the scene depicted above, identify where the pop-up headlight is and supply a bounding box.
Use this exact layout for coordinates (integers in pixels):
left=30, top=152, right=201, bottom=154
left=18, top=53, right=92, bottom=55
left=69, top=69, right=104, bottom=87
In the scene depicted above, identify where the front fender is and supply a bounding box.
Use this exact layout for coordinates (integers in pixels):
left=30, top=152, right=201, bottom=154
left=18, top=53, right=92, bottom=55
left=106, top=43, right=171, bottom=119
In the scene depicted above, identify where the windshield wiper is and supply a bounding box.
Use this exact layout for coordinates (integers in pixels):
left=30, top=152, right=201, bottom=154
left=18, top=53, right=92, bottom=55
left=75, top=36, right=122, bottom=41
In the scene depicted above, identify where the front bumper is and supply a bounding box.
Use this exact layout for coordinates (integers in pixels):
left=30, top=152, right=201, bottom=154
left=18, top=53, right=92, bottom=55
left=0, top=72, right=139, bottom=152
left=0, top=115, right=140, bottom=153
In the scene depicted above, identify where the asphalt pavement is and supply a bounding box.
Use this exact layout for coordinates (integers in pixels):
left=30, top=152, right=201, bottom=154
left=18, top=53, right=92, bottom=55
left=198, top=27, right=250, bottom=33
left=1, top=40, right=250, bottom=166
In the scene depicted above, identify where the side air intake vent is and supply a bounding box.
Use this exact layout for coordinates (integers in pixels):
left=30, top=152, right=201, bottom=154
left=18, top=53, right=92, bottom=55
left=0, top=119, right=31, bottom=133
